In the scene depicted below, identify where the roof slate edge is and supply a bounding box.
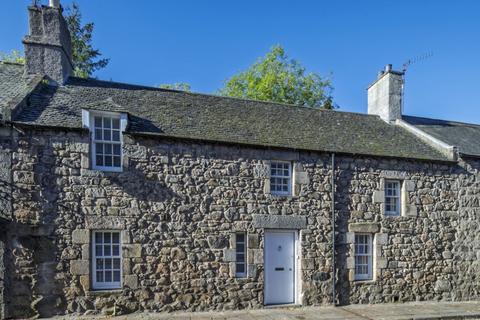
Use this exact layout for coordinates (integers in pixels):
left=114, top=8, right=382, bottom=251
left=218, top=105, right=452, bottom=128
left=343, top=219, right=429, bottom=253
left=6, top=120, right=452, bottom=163
left=396, top=118, right=457, bottom=161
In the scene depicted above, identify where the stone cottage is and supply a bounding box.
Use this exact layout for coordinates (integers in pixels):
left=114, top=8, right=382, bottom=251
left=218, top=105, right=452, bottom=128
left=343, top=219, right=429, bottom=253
left=0, top=1, right=479, bottom=318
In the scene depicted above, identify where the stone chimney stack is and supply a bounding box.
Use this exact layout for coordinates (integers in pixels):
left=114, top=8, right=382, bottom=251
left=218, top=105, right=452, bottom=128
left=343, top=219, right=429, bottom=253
left=367, top=64, right=404, bottom=123
left=23, top=0, right=73, bottom=85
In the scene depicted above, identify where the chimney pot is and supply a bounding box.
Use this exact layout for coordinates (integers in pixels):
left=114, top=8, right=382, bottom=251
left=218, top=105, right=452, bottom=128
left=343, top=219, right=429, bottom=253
left=49, top=0, right=60, bottom=8
left=385, top=64, right=392, bottom=72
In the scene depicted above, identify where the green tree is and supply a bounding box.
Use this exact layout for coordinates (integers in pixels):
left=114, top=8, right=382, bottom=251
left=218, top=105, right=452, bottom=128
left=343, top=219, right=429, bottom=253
left=219, top=45, right=335, bottom=109
left=65, top=2, right=109, bottom=78
left=159, top=82, right=192, bottom=92
left=0, top=2, right=108, bottom=79
left=0, top=50, right=25, bottom=64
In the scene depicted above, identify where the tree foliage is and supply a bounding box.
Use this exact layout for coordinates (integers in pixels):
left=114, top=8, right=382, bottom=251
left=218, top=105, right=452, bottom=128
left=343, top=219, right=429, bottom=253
left=0, top=50, right=25, bottom=64
left=65, top=2, right=109, bottom=78
left=159, top=82, right=192, bottom=92
left=219, top=45, right=335, bottom=109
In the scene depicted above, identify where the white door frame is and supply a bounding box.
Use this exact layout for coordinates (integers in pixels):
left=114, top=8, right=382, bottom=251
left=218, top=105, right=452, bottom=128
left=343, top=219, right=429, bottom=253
left=264, top=229, right=301, bottom=305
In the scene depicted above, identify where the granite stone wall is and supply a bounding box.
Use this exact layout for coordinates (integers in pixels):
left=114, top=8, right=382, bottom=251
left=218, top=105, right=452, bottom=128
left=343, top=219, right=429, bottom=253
left=3, top=126, right=480, bottom=318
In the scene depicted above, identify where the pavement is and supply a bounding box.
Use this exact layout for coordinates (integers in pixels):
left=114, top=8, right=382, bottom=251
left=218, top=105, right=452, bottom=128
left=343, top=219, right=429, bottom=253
left=49, top=301, right=480, bottom=320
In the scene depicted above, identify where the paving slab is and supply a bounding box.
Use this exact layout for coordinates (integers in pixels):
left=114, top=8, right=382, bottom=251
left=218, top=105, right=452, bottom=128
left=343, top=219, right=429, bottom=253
left=48, top=301, right=480, bottom=320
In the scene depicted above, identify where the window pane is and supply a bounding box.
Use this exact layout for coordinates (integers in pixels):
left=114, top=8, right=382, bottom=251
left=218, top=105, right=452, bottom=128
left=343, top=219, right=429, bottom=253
left=96, top=143, right=103, bottom=155
left=112, top=245, right=119, bottom=256
left=112, top=130, right=120, bottom=142
left=105, top=144, right=112, bottom=155
left=95, top=233, right=103, bottom=244
left=105, top=270, right=112, bottom=282
left=95, top=128, right=102, bottom=140
left=104, top=245, right=111, bottom=256
left=96, top=258, right=103, bottom=270
left=97, top=271, right=104, bottom=282
left=113, top=156, right=121, bottom=167
left=103, top=117, right=111, bottom=129
left=104, top=233, right=111, bottom=243
left=104, top=129, right=111, bottom=141
left=236, top=253, right=245, bottom=262
left=113, top=144, right=121, bottom=155
left=94, top=117, right=102, bottom=128
left=96, top=245, right=102, bottom=256
left=113, top=270, right=121, bottom=282
left=113, top=258, right=121, bottom=269
left=112, top=233, right=120, bottom=244
left=105, top=156, right=113, bottom=167
left=112, top=119, right=120, bottom=130
left=105, top=258, right=112, bottom=269
left=96, top=155, right=104, bottom=167
left=236, top=264, right=245, bottom=273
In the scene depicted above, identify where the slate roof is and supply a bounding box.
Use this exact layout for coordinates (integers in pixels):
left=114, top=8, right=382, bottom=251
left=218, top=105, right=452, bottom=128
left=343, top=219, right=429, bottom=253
left=0, top=62, right=43, bottom=119
left=0, top=63, right=449, bottom=161
left=403, top=115, right=480, bottom=157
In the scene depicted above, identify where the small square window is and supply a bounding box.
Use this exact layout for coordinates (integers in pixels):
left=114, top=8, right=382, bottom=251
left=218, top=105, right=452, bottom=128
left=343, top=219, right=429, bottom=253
left=235, top=233, right=247, bottom=278
left=270, top=161, right=292, bottom=196
left=385, top=180, right=401, bottom=216
left=354, top=234, right=373, bottom=281
left=92, top=231, right=122, bottom=290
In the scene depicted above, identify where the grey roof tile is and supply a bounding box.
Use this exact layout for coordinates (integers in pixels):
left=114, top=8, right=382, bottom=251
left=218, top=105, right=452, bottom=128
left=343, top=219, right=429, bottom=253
left=1, top=65, right=449, bottom=161
left=403, top=115, right=480, bottom=157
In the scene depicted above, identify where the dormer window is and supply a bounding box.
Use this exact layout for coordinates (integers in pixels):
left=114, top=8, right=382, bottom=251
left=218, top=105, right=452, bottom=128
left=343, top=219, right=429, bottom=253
left=82, top=110, right=127, bottom=172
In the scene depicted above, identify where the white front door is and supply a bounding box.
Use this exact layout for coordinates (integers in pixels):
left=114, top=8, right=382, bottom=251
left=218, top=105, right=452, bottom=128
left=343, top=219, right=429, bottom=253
left=264, top=230, right=296, bottom=305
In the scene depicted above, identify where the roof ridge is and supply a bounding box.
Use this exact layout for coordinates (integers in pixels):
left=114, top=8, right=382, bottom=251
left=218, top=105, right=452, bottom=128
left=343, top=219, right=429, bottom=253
left=0, top=61, right=25, bottom=66
left=67, top=76, right=379, bottom=119
left=403, top=115, right=480, bottom=128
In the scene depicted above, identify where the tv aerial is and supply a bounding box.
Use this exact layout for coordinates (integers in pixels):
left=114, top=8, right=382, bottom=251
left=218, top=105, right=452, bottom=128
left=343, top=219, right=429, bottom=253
left=402, top=51, right=434, bottom=73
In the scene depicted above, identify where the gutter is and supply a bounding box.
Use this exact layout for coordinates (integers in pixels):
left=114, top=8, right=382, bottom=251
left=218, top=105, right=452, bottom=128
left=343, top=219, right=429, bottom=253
left=395, top=119, right=458, bottom=161
left=331, top=152, right=336, bottom=305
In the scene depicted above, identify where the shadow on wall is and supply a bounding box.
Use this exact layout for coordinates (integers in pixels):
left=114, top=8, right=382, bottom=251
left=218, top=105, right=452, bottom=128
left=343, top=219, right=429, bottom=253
left=6, top=223, right=65, bottom=318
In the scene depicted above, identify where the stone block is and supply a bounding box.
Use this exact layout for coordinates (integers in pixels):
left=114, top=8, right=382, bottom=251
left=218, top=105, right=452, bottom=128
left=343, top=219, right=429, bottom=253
left=72, top=229, right=90, bottom=244
left=377, top=257, right=388, bottom=269
left=263, top=179, right=271, bottom=194
left=348, top=222, right=380, bottom=233
left=376, top=233, right=388, bottom=245
left=348, top=269, right=355, bottom=282
left=70, top=260, right=90, bottom=275
left=123, top=244, right=142, bottom=258
left=404, top=180, right=415, bottom=192
left=405, top=205, right=418, bottom=217
left=223, top=249, right=236, bottom=262
left=346, top=257, right=355, bottom=269
left=124, top=274, right=138, bottom=289
left=248, top=234, right=259, bottom=249
left=253, top=214, right=307, bottom=229
left=80, top=275, right=90, bottom=292
left=121, top=230, right=131, bottom=244
left=295, top=172, right=309, bottom=185
left=81, top=244, right=90, bottom=260
left=345, top=232, right=355, bottom=244
left=373, top=190, right=384, bottom=203
left=252, top=249, right=263, bottom=264
left=248, top=264, right=257, bottom=278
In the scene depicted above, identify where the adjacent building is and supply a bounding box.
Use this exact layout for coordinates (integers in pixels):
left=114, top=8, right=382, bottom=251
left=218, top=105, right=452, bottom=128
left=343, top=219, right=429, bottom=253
left=0, top=1, right=479, bottom=318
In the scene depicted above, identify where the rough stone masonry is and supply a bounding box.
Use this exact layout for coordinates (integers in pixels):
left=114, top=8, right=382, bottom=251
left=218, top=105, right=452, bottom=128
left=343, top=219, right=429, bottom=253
left=0, top=126, right=478, bottom=318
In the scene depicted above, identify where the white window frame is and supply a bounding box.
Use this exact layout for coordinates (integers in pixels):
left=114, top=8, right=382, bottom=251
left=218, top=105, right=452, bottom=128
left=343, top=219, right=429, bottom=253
left=92, top=230, right=122, bottom=290
left=82, top=109, right=127, bottom=172
left=270, top=161, right=292, bottom=196
left=354, top=233, right=373, bottom=281
left=235, top=232, right=247, bottom=278
left=385, top=180, right=401, bottom=216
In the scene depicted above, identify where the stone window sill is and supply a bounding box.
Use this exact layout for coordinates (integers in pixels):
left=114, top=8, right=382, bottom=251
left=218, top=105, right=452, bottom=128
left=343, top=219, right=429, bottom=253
left=352, top=279, right=376, bottom=285
left=87, top=289, right=124, bottom=297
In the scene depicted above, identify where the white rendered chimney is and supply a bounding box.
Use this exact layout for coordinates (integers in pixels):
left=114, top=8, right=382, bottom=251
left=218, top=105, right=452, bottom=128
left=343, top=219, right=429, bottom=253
left=49, top=0, right=60, bottom=8
left=367, top=64, right=404, bottom=123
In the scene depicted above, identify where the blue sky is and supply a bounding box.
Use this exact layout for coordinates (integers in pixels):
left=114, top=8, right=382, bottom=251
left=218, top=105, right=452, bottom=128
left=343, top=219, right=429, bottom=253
left=2, top=0, right=480, bottom=123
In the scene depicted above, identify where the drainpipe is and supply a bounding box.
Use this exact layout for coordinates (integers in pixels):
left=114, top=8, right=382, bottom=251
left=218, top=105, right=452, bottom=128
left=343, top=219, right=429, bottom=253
left=331, top=153, right=336, bottom=305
